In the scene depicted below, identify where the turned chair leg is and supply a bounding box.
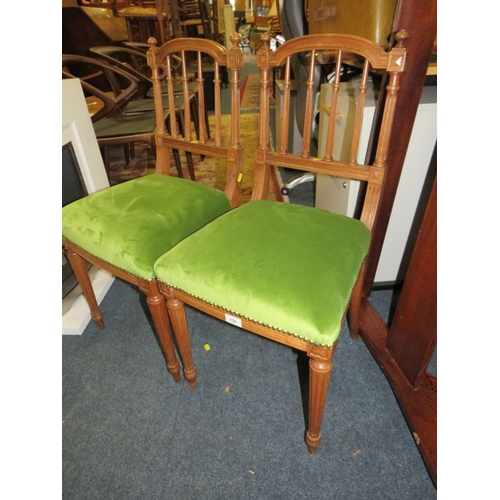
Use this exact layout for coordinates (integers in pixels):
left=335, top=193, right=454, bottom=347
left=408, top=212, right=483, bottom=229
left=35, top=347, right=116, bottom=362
left=305, top=344, right=336, bottom=455
left=64, top=247, right=105, bottom=330
left=166, top=294, right=197, bottom=389
left=145, top=282, right=182, bottom=383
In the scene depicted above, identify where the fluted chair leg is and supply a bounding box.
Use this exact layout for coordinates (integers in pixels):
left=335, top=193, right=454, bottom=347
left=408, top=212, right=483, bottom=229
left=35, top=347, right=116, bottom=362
left=305, top=344, right=336, bottom=455
left=144, top=282, right=182, bottom=383
left=166, top=293, right=197, bottom=389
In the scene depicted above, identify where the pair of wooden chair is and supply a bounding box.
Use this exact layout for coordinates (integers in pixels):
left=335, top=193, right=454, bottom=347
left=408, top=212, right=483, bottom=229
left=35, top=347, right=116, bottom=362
left=62, top=31, right=407, bottom=454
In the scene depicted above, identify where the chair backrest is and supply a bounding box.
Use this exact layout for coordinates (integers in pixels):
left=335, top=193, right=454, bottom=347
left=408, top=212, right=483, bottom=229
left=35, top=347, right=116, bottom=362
left=252, top=31, right=408, bottom=231
left=146, top=34, right=244, bottom=208
left=62, top=54, right=141, bottom=122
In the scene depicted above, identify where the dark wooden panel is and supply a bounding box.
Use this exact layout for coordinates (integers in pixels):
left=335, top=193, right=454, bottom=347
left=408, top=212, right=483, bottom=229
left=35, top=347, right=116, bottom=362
left=62, top=7, right=128, bottom=56
left=386, top=177, right=437, bottom=386
left=359, top=176, right=437, bottom=486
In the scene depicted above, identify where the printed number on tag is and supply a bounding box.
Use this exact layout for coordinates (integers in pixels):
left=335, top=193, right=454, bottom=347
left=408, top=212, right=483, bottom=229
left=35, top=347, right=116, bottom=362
left=225, top=313, right=242, bottom=328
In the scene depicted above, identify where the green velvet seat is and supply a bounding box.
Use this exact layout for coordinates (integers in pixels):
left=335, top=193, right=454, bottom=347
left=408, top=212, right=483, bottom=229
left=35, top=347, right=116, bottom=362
left=154, top=200, right=371, bottom=347
left=62, top=174, right=231, bottom=281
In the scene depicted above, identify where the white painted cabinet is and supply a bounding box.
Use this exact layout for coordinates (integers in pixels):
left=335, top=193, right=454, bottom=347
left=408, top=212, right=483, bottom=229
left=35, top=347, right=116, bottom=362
left=315, top=79, right=437, bottom=284
left=62, top=79, right=115, bottom=335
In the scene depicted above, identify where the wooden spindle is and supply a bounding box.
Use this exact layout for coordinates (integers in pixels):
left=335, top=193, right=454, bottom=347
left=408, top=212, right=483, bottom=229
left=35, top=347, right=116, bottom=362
left=323, top=50, right=342, bottom=162
left=214, top=61, right=222, bottom=146
left=348, top=58, right=370, bottom=166
left=180, top=51, right=191, bottom=140
left=229, top=33, right=243, bottom=151
left=165, top=54, right=178, bottom=138
left=301, top=50, right=316, bottom=158
left=197, top=51, right=208, bottom=144
left=280, top=57, right=292, bottom=154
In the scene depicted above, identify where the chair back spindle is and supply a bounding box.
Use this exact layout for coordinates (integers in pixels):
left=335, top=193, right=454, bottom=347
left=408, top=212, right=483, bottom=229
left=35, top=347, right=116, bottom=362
left=323, top=50, right=344, bottom=162
left=348, top=58, right=370, bottom=166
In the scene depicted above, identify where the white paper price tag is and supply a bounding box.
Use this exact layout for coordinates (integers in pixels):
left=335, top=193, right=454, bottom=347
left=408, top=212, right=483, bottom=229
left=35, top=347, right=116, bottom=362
left=225, top=313, right=242, bottom=328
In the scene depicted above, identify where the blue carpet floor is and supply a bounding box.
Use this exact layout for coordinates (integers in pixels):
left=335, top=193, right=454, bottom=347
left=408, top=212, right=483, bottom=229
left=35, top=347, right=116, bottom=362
left=62, top=279, right=436, bottom=499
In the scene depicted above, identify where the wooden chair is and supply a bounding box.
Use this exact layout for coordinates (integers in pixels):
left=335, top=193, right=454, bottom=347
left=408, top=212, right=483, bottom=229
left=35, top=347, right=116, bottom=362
left=169, top=0, right=213, bottom=40
left=153, top=31, right=408, bottom=453
left=110, top=0, right=170, bottom=44
left=62, top=34, right=244, bottom=386
left=62, top=54, right=159, bottom=178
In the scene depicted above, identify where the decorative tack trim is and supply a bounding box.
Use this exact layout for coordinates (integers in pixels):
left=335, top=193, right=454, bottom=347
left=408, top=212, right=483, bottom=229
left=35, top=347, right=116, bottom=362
left=161, top=281, right=336, bottom=348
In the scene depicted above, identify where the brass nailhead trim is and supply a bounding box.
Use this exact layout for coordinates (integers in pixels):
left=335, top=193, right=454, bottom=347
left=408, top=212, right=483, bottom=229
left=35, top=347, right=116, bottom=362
left=162, top=282, right=333, bottom=347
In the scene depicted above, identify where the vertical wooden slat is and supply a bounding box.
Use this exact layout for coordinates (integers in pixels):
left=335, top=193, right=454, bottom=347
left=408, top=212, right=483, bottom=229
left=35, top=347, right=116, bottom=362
left=165, top=54, right=178, bottom=138
left=214, top=61, right=222, bottom=146
left=230, top=57, right=241, bottom=151
left=359, top=68, right=401, bottom=231
left=348, top=59, right=370, bottom=166
left=300, top=50, right=316, bottom=158
left=323, top=50, right=343, bottom=162
left=258, top=59, right=270, bottom=151
left=197, top=51, right=208, bottom=144
left=149, top=44, right=166, bottom=136
left=280, top=57, right=292, bottom=154
left=226, top=32, right=244, bottom=208
left=181, top=51, right=192, bottom=140
left=373, top=71, right=400, bottom=169
left=251, top=33, right=272, bottom=202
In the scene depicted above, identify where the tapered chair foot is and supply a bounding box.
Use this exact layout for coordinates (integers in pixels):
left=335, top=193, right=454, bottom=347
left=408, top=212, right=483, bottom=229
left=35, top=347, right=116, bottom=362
left=305, top=432, right=321, bottom=455
left=184, top=367, right=197, bottom=389
left=92, top=314, right=105, bottom=331
left=167, top=364, right=182, bottom=383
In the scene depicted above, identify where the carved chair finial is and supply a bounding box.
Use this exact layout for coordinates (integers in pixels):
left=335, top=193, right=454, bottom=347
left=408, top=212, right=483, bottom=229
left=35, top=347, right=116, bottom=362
left=260, top=32, right=272, bottom=50
left=229, top=32, right=242, bottom=49
left=395, top=30, right=409, bottom=48
left=148, top=37, right=158, bottom=50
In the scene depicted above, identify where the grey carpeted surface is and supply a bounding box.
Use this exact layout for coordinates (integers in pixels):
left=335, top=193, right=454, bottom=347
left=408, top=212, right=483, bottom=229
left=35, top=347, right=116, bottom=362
left=62, top=279, right=436, bottom=499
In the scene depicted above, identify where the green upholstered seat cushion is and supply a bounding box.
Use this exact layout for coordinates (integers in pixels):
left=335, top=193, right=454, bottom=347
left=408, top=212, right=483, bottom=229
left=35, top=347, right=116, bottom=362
left=62, top=174, right=231, bottom=281
left=154, top=200, right=372, bottom=347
